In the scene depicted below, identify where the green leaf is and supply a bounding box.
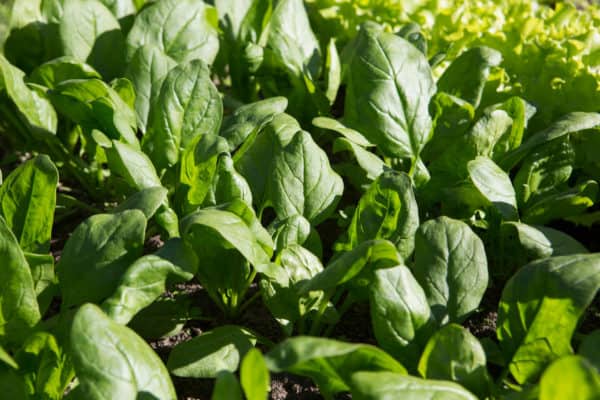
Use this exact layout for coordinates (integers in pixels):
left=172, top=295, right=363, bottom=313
left=125, top=45, right=176, bottom=133
left=127, top=295, right=192, bottom=340
left=497, top=254, right=600, bottom=383
left=113, top=187, right=168, bottom=220
left=300, top=240, right=402, bottom=293
left=468, top=156, right=518, bottom=220
left=15, top=332, right=73, bottom=400
left=106, top=140, right=162, bottom=190
left=70, top=304, right=176, bottom=400
left=369, top=266, right=433, bottom=370
left=236, top=113, right=343, bottom=224
left=342, top=23, right=435, bottom=160
left=167, top=326, right=256, bottom=378
left=24, top=252, right=56, bottom=316
left=0, top=216, right=40, bottom=348
left=265, top=337, right=406, bottom=395
left=220, top=97, right=287, bottom=151
left=418, top=324, right=490, bottom=398
left=203, top=155, right=254, bottom=208
left=0, top=155, right=58, bottom=253
left=579, top=330, right=600, bottom=372
left=60, top=0, right=125, bottom=80
left=313, top=117, right=374, bottom=147
left=437, top=47, right=502, bottom=108
left=211, top=371, right=243, bottom=400
left=143, top=60, right=223, bottom=171
left=126, top=0, right=219, bottom=64
left=335, top=170, right=418, bottom=258
left=102, top=238, right=198, bottom=325
left=48, top=78, right=138, bottom=146
left=57, top=210, right=146, bottom=308
left=29, top=57, right=101, bottom=89
left=0, top=346, right=18, bottom=370
left=539, top=356, right=600, bottom=400
left=500, top=112, right=600, bottom=170
left=240, top=348, right=270, bottom=400
left=349, top=371, right=478, bottom=400
left=413, top=217, right=488, bottom=324
left=0, top=54, right=57, bottom=135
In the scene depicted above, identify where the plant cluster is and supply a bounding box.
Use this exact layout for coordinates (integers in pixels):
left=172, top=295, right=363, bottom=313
left=0, top=0, right=599, bottom=399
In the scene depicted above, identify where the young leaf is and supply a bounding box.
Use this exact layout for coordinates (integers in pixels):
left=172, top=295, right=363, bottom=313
left=437, top=46, right=502, bottom=108
left=539, top=356, right=600, bottom=400
left=126, top=0, right=219, bottom=64
left=369, top=266, right=434, bottom=370
left=60, top=0, right=125, bottom=80
left=497, top=254, right=600, bottom=383
left=112, top=187, right=168, bottom=220
left=57, top=210, right=146, bottom=308
left=29, top=56, right=101, bottom=89
left=24, top=252, right=56, bottom=316
left=349, top=371, right=478, bottom=400
left=236, top=113, right=343, bottom=224
left=240, top=348, right=270, bottom=400
left=102, top=238, right=198, bottom=325
left=0, top=216, right=40, bottom=347
left=142, top=60, right=223, bottom=171
left=413, top=217, right=488, bottom=324
left=417, top=324, right=490, bottom=398
left=265, top=337, right=406, bottom=395
left=70, top=304, right=176, bottom=400
left=167, top=326, right=256, bottom=378
left=342, top=23, right=435, bottom=161
left=335, top=170, right=419, bottom=259
left=0, top=155, right=58, bottom=253
left=467, top=156, right=518, bottom=220
left=211, top=371, right=243, bottom=400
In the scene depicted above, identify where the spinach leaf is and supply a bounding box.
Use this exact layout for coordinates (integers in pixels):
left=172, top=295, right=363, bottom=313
left=342, top=23, right=435, bottom=163
left=29, top=57, right=101, bottom=89
left=265, top=336, right=406, bottom=396
left=497, top=254, right=600, bottom=383
left=70, top=304, right=176, bottom=400
left=539, top=356, right=600, bottom=400
left=0, top=155, right=58, bottom=253
left=212, top=371, right=242, bottom=400
left=413, top=217, right=488, bottom=324
left=417, top=324, right=490, bottom=398
left=369, top=266, right=434, bottom=370
left=0, top=216, right=41, bottom=348
left=240, top=348, right=270, bottom=400
left=468, top=156, right=518, bottom=220
left=167, top=325, right=256, bottom=378
left=57, top=210, right=146, bottom=308
left=579, top=330, right=600, bottom=372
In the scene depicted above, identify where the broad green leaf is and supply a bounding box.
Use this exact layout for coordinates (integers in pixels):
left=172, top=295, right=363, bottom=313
left=203, top=155, right=254, bottom=208
left=214, top=0, right=254, bottom=41
left=418, top=324, right=490, bottom=398
left=103, top=238, right=198, bottom=325
left=167, top=326, right=256, bottom=378
left=342, top=23, right=435, bottom=160
left=240, top=349, right=270, bottom=400
left=335, top=171, right=418, bottom=259
left=143, top=60, right=223, bottom=170
left=48, top=78, right=138, bottom=146
left=126, top=0, right=219, bottom=64
left=437, top=47, right=502, bottom=108
left=268, top=215, right=319, bottom=254
left=24, top=252, right=56, bottom=316
left=0, top=155, right=58, bottom=253
left=0, top=55, right=57, bottom=135
left=97, top=0, right=136, bottom=20
left=497, top=254, right=600, bottom=383
left=125, top=45, right=176, bottom=133
left=539, top=356, right=600, bottom=400
left=14, top=332, right=73, bottom=400
left=501, top=222, right=588, bottom=262
left=349, top=371, right=478, bottom=400
left=468, top=156, right=518, bottom=220
left=220, top=97, right=287, bottom=151
left=179, top=134, right=230, bottom=208
left=370, top=266, right=433, bottom=369
left=57, top=210, right=146, bottom=307
left=211, top=371, right=242, bottom=400
left=313, top=117, right=373, bottom=147
left=579, top=330, right=600, bottom=372
left=29, top=57, right=101, bottom=89
left=0, top=216, right=40, bottom=347
left=300, top=240, right=401, bottom=293
left=60, top=0, right=125, bottom=80
left=106, top=140, right=162, bottom=190
left=265, top=337, right=406, bottom=395
left=413, top=217, right=488, bottom=324
left=500, top=112, right=600, bottom=170
left=332, top=138, right=386, bottom=189
left=113, top=187, right=168, bottom=220
left=236, top=113, right=343, bottom=224
left=127, top=295, right=192, bottom=340
left=70, top=304, right=176, bottom=400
